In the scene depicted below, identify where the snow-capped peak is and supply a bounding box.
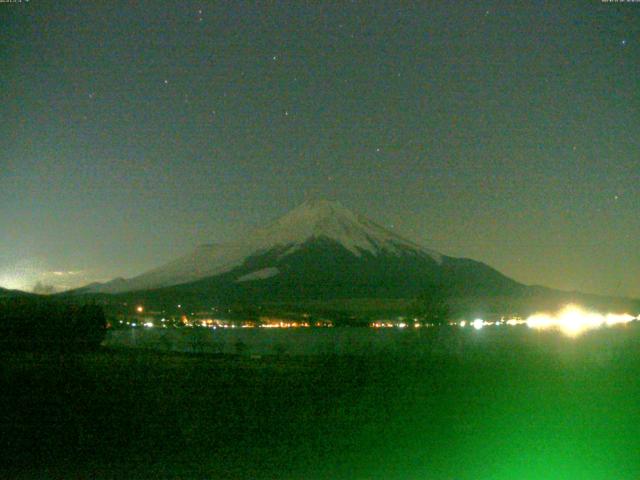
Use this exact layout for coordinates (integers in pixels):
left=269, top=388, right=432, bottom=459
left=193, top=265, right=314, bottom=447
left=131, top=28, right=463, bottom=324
left=250, top=199, right=441, bottom=259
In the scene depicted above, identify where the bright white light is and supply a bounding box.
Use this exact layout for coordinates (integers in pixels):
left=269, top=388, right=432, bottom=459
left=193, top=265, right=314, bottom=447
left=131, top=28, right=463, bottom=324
left=398, top=323, right=407, bottom=328
left=459, top=320, right=466, bottom=327
left=473, top=319, right=484, bottom=330
left=0, top=260, right=43, bottom=291
left=143, top=322, right=154, bottom=328
left=526, top=304, right=636, bottom=337
left=605, top=313, right=635, bottom=326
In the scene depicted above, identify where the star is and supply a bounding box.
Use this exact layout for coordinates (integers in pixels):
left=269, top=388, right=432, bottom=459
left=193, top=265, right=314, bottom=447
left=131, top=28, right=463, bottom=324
left=621, top=39, right=627, bottom=47
left=164, top=79, right=169, bottom=85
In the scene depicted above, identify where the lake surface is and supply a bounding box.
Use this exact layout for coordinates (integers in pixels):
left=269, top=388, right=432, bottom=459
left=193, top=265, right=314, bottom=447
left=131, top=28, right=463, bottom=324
left=4, top=324, right=640, bottom=479
left=104, top=323, right=639, bottom=359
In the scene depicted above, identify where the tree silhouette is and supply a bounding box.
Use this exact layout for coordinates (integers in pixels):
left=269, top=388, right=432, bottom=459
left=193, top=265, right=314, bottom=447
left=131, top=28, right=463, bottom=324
left=409, top=283, right=451, bottom=325
left=0, top=298, right=107, bottom=351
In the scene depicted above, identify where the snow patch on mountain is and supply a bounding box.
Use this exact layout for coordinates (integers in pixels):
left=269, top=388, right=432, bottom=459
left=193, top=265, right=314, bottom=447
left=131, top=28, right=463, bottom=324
left=236, top=267, right=280, bottom=283
left=95, top=243, right=256, bottom=293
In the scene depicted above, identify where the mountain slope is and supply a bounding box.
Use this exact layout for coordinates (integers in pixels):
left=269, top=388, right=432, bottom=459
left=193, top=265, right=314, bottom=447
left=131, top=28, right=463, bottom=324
left=144, top=236, right=523, bottom=304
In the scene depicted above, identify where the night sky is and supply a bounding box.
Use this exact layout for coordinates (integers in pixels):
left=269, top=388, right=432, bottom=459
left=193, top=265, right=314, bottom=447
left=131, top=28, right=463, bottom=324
left=1, top=1, right=638, bottom=297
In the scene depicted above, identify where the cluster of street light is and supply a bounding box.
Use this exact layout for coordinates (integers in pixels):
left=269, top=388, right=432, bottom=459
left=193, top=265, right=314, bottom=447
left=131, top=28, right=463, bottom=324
left=460, top=304, right=638, bottom=337
left=368, top=305, right=638, bottom=338
left=126, top=304, right=637, bottom=337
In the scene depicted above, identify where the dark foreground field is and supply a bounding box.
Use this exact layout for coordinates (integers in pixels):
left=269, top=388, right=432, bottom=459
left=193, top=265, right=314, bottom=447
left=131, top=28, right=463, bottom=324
left=2, top=326, right=640, bottom=479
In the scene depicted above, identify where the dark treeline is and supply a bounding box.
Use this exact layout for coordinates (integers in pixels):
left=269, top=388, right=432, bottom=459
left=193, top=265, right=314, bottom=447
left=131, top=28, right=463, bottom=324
left=0, top=297, right=106, bottom=351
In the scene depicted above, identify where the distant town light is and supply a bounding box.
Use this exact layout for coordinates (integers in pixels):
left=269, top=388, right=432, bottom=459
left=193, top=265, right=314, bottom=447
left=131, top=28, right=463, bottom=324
left=473, top=319, right=484, bottom=330
left=459, top=320, right=466, bottom=327
left=136, top=306, right=144, bottom=313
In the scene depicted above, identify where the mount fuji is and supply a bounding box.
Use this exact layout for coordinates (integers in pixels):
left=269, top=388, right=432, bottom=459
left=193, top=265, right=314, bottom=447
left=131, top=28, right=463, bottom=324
left=77, top=200, right=523, bottom=303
